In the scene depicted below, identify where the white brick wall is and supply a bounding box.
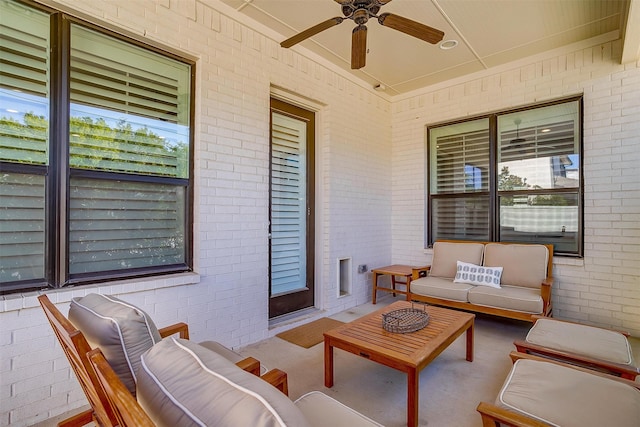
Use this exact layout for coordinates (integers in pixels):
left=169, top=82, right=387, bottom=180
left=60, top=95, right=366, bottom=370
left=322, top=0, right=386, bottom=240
left=391, top=40, right=640, bottom=335
left=0, top=0, right=391, bottom=425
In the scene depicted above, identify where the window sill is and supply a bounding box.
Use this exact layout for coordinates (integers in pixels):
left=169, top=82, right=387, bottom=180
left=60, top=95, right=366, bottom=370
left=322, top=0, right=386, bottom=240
left=0, top=272, right=201, bottom=313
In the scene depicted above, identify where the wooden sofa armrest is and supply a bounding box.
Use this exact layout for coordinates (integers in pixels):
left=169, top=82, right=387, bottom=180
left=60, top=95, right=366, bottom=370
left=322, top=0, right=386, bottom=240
left=158, top=322, right=190, bottom=339
left=513, top=339, right=640, bottom=380
left=411, top=265, right=431, bottom=280
left=539, top=278, right=553, bottom=316
left=476, top=401, right=552, bottom=427
left=260, top=368, right=289, bottom=396
left=235, top=356, right=262, bottom=376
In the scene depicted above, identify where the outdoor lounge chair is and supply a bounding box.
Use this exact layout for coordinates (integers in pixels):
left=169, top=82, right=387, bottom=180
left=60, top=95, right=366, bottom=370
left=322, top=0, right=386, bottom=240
left=39, top=293, right=262, bottom=426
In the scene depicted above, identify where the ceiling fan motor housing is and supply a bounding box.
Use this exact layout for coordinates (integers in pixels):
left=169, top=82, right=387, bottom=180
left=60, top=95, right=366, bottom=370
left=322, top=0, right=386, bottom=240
left=342, top=0, right=381, bottom=19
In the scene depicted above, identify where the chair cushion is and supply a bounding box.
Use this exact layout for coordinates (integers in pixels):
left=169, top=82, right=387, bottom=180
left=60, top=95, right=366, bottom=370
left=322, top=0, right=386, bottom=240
left=69, top=293, right=161, bottom=395
left=526, top=318, right=636, bottom=366
left=429, top=242, right=484, bottom=278
left=483, top=243, right=548, bottom=288
left=411, top=276, right=473, bottom=302
left=294, top=391, right=382, bottom=427
left=137, top=337, right=311, bottom=427
left=467, top=285, right=543, bottom=314
left=496, top=359, right=640, bottom=427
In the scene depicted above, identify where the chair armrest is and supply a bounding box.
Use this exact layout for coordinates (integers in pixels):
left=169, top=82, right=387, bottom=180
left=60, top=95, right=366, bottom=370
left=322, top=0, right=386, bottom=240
left=476, top=401, right=552, bottom=427
left=260, top=368, right=289, bottom=396
left=235, top=357, right=261, bottom=376
left=513, top=340, right=640, bottom=380
left=158, top=322, right=190, bottom=339
left=539, top=278, right=553, bottom=315
left=411, top=265, right=431, bottom=280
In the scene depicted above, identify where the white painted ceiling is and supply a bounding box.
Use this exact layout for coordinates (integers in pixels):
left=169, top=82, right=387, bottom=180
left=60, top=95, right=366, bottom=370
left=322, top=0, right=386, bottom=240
left=217, top=0, right=640, bottom=95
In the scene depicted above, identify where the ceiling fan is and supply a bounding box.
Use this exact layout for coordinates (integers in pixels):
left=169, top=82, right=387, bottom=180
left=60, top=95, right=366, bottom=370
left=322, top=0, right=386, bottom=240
left=280, top=0, right=445, bottom=70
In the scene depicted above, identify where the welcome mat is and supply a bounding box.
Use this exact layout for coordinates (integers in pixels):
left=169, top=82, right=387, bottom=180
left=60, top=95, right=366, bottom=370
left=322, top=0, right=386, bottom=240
left=276, top=317, right=345, bottom=348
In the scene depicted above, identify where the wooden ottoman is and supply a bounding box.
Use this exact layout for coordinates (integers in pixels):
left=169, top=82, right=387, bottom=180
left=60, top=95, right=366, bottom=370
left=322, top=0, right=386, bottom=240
left=514, top=316, right=639, bottom=380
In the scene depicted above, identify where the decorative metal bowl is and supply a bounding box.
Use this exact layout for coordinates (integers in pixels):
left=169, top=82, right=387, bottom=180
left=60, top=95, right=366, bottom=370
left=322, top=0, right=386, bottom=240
left=382, top=303, right=430, bottom=334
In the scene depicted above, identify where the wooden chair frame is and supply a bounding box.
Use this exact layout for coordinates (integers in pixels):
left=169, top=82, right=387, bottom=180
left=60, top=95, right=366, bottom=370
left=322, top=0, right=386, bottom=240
left=476, top=351, right=640, bottom=427
left=514, top=315, right=639, bottom=380
left=88, top=348, right=155, bottom=427
left=39, top=294, right=117, bottom=427
left=39, top=293, right=266, bottom=426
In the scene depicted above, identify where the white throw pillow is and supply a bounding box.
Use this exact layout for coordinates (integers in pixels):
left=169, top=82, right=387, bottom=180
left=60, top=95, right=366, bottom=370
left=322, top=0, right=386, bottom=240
left=454, top=261, right=503, bottom=288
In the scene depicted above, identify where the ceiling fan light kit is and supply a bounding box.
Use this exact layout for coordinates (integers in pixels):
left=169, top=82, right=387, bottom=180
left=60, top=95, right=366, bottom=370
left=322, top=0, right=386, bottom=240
left=280, top=0, right=445, bottom=70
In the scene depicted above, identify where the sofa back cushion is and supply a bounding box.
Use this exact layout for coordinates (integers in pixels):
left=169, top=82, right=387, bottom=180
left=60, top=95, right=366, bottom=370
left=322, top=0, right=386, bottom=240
left=137, top=337, right=310, bottom=427
left=68, top=293, right=161, bottom=395
left=483, top=243, right=549, bottom=289
left=430, top=241, right=485, bottom=278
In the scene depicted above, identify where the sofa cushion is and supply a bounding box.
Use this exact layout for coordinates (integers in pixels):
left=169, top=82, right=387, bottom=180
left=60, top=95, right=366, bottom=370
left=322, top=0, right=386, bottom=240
left=526, top=318, right=636, bottom=366
left=429, top=242, right=485, bottom=278
left=467, top=285, right=543, bottom=314
left=69, top=293, right=161, bottom=395
left=454, top=261, right=502, bottom=288
left=411, top=276, right=473, bottom=302
left=483, top=243, right=548, bottom=288
left=496, top=359, right=640, bottom=427
left=294, top=391, right=383, bottom=427
left=137, top=337, right=310, bottom=427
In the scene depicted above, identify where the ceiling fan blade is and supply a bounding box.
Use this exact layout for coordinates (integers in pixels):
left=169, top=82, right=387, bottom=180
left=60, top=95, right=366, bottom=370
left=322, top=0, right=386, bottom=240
left=351, top=24, right=367, bottom=70
left=280, top=17, right=344, bottom=48
left=378, top=13, right=444, bottom=44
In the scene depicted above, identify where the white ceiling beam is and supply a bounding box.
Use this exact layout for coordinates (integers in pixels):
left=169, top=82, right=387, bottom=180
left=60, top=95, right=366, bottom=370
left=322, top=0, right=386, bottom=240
left=622, top=0, right=640, bottom=64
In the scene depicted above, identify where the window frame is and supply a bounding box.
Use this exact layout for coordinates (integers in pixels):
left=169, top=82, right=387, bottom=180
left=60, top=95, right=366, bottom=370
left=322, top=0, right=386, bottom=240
left=426, top=95, right=584, bottom=257
left=0, top=2, right=195, bottom=294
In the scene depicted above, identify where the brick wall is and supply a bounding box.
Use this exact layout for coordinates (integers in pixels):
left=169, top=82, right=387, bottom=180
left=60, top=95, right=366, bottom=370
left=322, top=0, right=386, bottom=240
left=391, top=39, right=640, bottom=335
left=0, top=0, right=391, bottom=425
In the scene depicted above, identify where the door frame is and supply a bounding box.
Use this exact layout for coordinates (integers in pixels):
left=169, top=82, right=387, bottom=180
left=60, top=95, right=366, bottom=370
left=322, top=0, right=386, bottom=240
left=268, top=98, right=315, bottom=318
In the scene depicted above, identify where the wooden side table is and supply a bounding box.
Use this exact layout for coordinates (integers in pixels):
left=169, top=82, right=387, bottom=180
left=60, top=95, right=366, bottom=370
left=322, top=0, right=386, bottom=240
left=371, top=264, right=414, bottom=304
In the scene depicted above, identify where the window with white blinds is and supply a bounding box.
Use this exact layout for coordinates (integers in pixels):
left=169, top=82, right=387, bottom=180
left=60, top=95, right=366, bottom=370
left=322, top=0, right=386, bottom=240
left=0, top=0, right=193, bottom=293
left=428, top=97, right=582, bottom=255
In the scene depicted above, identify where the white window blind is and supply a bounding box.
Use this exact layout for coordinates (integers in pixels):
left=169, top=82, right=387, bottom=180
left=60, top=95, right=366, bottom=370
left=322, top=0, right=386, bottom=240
left=0, top=0, right=49, bottom=165
left=430, top=119, right=490, bottom=240
left=270, top=112, right=307, bottom=296
left=69, top=178, right=185, bottom=274
left=0, top=1, right=48, bottom=286
left=0, top=173, right=45, bottom=283
left=69, top=25, right=190, bottom=178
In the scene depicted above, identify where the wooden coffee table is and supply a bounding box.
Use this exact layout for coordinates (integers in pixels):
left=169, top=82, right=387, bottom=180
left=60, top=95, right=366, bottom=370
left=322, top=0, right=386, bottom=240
left=324, top=301, right=474, bottom=427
